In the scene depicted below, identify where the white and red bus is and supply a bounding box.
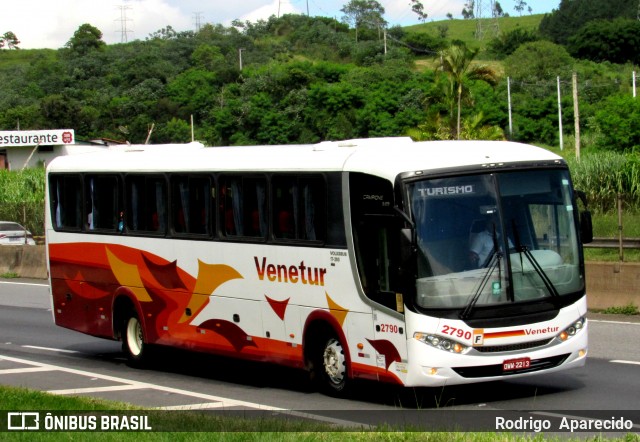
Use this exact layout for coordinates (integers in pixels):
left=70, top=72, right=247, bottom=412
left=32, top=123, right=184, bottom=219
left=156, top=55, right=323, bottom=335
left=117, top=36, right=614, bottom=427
left=45, top=138, right=592, bottom=394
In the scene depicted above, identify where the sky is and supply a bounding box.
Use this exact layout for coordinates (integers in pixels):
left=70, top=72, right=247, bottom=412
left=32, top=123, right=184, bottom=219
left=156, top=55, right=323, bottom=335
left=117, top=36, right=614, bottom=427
left=1, top=0, right=561, bottom=50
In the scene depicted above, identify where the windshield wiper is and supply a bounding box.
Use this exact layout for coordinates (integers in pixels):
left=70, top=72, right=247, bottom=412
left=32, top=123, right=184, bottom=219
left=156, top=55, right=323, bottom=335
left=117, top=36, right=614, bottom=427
left=460, top=226, right=502, bottom=320
left=511, top=220, right=559, bottom=298
left=516, top=246, right=560, bottom=298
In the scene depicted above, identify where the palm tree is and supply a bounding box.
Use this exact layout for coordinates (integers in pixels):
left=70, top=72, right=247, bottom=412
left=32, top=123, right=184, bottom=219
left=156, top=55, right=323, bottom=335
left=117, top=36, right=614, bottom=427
left=436, top=44, right=499, bottom=139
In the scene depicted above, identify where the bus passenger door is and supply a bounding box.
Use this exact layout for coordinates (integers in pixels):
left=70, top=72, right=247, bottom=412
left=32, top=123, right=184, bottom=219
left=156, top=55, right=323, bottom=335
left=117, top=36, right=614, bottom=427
left=349, top=173, right=408, bottom=383
left=368, top=224, right=408, bottom=384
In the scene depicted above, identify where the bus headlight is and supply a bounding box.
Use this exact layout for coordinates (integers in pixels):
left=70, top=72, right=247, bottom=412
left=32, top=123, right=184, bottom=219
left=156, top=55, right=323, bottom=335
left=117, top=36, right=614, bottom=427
left=414, top=332, right=469, bottom=354
left=558, top=317, right=585, bottom=341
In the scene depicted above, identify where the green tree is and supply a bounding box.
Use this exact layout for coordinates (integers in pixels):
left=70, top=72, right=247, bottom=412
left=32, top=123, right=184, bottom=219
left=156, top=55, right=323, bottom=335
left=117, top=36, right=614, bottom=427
left=409, top=112, right=505, bottom=141
left=410, top=0, right=428, bottom=23
left=503, top=41, right=574, bottom=82
left=461, top=1, right=475, bottom=19
left=0, top=32, right=20, bottom=50
left=514, top=0, right=528, bottom=16
left=539, top=0, right=636, bottom=45
left=65, top=24, right=105, bottom=56
left=436, top=44, right=499, bottom=139
left=567, top=18, right=640, bottom=64
left=593, top=94, right=640, bottom=152
left=340, top=0, right=387, bottom=42
left=487, top=28, right=539, bottom=59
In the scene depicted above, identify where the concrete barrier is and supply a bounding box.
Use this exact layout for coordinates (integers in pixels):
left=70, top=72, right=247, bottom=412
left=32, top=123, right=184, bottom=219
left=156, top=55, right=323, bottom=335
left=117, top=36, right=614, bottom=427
left=0, top=246, right=638, bottom=310
left=585, top=262, right=640, bottom=310
left=0, top=245, right=48, bottom=280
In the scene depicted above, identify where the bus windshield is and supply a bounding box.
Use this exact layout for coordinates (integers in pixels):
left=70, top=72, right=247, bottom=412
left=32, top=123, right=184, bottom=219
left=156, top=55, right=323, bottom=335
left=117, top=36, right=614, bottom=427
left=408, top=169, right=584, bottom=311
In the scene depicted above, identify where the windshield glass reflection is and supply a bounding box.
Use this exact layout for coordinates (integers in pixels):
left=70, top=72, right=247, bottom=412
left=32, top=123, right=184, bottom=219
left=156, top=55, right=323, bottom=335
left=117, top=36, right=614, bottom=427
left=408, top=170, right=583, bottom=310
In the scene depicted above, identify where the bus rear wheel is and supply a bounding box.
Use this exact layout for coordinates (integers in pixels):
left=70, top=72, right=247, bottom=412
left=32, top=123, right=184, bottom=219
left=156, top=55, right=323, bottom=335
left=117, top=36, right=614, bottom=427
left=122, top=312, right=148, bottom=366
left=314, top=335, right=349, bottom=395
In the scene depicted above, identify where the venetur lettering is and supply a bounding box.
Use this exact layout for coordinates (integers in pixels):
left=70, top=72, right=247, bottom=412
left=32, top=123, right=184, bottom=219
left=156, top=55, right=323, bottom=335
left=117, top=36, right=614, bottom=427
left=254, top=256, right=327, bottom=286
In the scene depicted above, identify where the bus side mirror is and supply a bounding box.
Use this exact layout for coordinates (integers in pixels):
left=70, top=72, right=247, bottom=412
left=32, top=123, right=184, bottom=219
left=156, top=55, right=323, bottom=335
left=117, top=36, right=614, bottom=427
left=580, top=211, right=593, bottom=244
left=575, top=190, right=593, bottom=244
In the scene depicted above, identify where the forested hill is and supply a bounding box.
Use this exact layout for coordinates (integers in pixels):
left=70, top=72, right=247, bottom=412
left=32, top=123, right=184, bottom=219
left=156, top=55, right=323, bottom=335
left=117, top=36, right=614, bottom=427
left=1, top=0, right=640, bottom=153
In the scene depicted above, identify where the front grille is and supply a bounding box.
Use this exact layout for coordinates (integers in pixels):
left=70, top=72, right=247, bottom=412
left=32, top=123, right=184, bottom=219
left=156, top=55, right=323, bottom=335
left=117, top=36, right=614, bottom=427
left=452, top=354, right=570, bottom=378
left=473, top=338, right=553, bottom=353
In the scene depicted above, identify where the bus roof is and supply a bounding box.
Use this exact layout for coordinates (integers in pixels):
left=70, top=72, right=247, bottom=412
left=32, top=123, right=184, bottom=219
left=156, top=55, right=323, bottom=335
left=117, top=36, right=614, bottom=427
left=46, top=138, right=563, bottom=182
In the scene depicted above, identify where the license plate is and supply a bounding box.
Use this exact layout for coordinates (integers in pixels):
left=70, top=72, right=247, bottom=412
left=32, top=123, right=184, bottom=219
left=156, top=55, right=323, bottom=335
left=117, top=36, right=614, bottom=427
left=503, top=357, right=531, bottom=372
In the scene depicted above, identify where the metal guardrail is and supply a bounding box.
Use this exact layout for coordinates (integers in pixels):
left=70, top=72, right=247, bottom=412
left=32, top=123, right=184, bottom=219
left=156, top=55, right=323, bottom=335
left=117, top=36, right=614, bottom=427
left=583, top=237, right=640, bottom=249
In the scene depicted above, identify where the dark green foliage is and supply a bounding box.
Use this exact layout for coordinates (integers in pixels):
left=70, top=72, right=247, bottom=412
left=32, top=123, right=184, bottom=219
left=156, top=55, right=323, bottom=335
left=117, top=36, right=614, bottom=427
left=592, top=94, right=640, bottom=153
left=539, top=0, right=636, bottom=45
left=486, top=27, right=540, bottom=59
left=503, top=40, right=574, bottom=81
left=567, top=19, right=640, bottom=64
left=567, top=152, right=640, bottom=212
left=402, top=32, right=447, bottom=56
left=64, top=23, right=106, bottom=56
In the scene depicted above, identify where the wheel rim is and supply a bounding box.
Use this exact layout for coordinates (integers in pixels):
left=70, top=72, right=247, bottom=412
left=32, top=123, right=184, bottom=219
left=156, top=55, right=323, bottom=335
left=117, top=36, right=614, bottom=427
left=322, top=338, right=345, bottom=386
left=126, top=316, right=143, bottom=357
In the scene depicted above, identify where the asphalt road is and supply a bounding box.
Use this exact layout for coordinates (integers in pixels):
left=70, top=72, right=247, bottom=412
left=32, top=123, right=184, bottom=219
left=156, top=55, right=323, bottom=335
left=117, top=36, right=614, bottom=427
left=0, top=279, right=639, bottom=433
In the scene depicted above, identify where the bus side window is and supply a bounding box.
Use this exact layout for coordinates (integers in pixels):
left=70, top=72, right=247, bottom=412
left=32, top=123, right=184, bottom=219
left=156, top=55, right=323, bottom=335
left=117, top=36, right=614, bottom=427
left=50, top=174, right=82, bottom=231
left=273, top=176, right=296, bottom=239
left=219, top=175, right=267, bottom=239
left=85, top=175, right=121, bottom=231
left=126, top=175, right=167, bottom=234
left=171, top=175, right=212, bottom=236
left=272, top=175, right=326, bottom=242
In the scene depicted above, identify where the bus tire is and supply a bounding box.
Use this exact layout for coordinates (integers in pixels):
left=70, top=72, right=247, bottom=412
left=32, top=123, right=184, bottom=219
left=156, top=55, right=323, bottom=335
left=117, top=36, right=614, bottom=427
left=313, top=334, right=349, bottom=396
left=122, top=312, right=149, bottom=367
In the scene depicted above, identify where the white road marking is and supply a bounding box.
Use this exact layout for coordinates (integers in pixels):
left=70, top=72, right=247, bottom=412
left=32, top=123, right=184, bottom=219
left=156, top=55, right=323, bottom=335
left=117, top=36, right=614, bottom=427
left=0, top=354, right=282, bottom=410
left=0, top=281, right=48, bottom=287
left=589, top=319, right=640, bottom=326
left=154, top=402, right=236, bottom=410
left=0, top=367, right=53, bottom=375
left=21, top=345, right=80, bottom=354
left=0, top=354, right=367, bottom=428
left=49, top=385, right=147, bottom=395
left=610, top=359, right=640, bottom=366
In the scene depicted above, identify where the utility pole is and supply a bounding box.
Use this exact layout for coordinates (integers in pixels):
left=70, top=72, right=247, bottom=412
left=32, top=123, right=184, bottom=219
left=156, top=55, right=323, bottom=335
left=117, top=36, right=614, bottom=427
left=239, top=48, right=244, bottom=71
left=383, top=29, right=387, bottom=55
left=507, top=77, right=513, bottom=139
left=557, top=76, right=564, bottom=151
left=573, top=72, right=580, bottom=160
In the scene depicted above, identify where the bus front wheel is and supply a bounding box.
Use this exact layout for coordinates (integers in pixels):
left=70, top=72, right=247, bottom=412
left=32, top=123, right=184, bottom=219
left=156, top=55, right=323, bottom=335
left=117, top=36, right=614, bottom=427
left=314, top=335, right=349, bottom=395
